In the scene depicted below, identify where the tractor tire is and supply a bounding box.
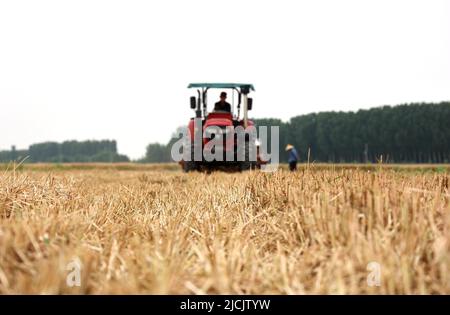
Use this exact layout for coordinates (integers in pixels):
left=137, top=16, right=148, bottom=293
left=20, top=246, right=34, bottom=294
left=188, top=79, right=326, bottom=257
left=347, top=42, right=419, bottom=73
left=183, top=143, right=199, bottom=173
left=183, top=160, right=198, bottom=173
left=240, top=141, right=256, bottom=172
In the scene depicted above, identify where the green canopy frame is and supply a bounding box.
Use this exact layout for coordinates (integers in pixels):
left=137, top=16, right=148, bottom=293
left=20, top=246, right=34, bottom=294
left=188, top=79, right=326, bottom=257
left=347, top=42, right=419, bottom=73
left=188, top=83, right=255, bottom=92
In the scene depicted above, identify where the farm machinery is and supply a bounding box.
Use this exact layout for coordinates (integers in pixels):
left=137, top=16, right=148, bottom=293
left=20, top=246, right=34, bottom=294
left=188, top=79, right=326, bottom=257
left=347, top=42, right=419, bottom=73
left=180, top=83, right=264, bottom=172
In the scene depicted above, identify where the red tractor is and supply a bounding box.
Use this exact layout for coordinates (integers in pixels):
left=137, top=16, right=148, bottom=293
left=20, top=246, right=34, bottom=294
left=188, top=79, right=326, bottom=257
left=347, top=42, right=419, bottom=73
left=181, top=83, right=262, bottom=172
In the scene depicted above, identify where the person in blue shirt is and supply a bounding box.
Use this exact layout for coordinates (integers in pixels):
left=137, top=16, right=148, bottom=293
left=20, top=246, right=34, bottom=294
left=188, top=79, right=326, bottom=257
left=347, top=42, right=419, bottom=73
left=286, top=144, right=299, bottom=171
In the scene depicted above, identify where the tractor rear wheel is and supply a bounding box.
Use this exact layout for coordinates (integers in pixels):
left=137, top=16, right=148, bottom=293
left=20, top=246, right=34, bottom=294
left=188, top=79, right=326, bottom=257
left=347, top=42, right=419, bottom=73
left=183, top=143, right=199, bottom=173
left=183, top=160, right=197, bottom=172
left=240, top=141, right=256, bottom=171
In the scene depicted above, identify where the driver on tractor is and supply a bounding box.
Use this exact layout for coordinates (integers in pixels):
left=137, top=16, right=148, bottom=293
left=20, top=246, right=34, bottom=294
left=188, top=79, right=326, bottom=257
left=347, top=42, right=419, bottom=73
left=214, top=91, right=231, bottom=112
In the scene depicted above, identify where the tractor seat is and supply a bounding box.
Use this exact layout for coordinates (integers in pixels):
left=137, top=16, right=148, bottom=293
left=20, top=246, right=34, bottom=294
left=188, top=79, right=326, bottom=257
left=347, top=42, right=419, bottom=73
left=208, top=111, right=232, bottom=117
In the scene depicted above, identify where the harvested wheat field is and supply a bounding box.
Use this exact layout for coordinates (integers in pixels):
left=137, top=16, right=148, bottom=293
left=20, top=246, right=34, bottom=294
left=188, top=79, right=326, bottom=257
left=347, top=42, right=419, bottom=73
left=0, top=164, right=449, bottom=294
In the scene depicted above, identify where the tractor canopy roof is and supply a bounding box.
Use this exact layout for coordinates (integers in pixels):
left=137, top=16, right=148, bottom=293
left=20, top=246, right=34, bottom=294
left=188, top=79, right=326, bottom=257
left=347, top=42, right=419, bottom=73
left=188, top=83, right=255, bottom=91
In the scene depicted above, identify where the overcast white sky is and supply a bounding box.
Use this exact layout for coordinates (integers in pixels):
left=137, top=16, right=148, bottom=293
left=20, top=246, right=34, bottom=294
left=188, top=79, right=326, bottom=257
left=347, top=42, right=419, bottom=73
left=1, top=0, right=449, bottom=159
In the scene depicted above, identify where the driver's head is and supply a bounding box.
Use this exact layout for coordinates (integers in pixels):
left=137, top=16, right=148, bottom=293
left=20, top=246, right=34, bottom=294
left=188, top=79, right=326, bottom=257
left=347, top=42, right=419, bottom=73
left=220, top=91, right=227, bottom=101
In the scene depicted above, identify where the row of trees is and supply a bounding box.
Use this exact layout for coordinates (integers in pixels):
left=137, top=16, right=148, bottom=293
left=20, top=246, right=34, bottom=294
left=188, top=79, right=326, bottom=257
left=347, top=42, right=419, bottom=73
left=276, top=102, right=449, bottom=163
left=1, top=103, right=448, bottom=164
left=0, top=140, right=129, bottom=163
left=140, top=102, right=450, bottom=163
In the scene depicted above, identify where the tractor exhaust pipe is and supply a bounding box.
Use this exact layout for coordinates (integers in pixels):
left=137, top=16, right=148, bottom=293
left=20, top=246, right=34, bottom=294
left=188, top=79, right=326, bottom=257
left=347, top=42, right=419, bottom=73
left=243, top=93, right=248, bottom=129
left=195, top=90, right=202, bottom=118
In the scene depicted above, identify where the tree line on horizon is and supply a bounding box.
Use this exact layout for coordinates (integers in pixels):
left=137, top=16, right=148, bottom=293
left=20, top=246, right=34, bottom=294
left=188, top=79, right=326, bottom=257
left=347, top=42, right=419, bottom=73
left=0, top=102, right=448, bottom=164
left=141, top=102, right=450, bottom=164
left=0, top=140, right=129, bottom=163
